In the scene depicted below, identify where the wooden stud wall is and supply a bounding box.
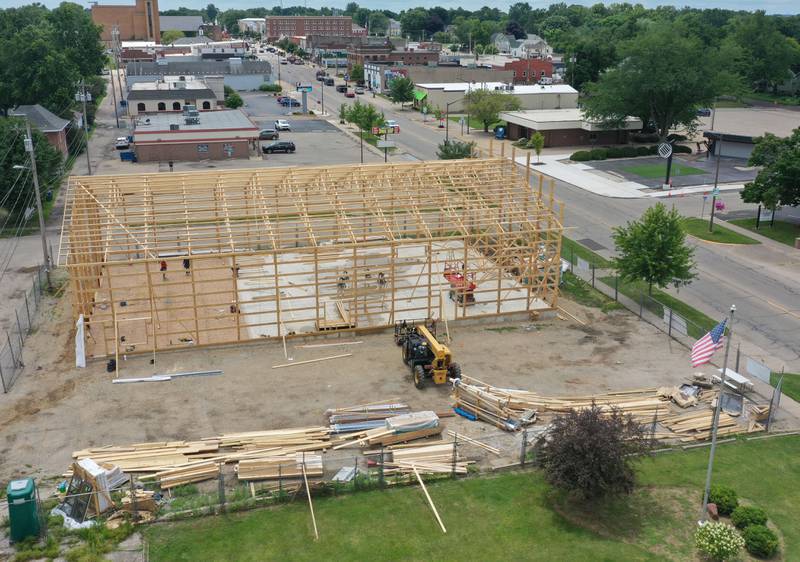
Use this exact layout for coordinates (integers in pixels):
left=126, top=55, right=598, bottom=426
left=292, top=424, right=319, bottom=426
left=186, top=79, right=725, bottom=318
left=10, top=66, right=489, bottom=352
left=59, top=158, right=563, bottom=358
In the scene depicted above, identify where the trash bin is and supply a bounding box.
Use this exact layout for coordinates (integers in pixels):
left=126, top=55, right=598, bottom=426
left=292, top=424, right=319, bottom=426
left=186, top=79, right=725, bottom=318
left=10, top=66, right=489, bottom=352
left=494, top=126, right=506, bottom=140
left=7, top=478, right=40, bottom=543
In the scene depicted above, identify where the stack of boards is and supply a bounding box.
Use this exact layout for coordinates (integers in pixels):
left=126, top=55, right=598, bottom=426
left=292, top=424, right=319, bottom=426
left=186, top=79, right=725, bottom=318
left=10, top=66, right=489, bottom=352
left=332, top=411, right=443, bottom=450
left=381, top=442, right=471, bottom=476
left=326, top=401, right=412, bottom=434
left=72, top=427, right=332, bottom=489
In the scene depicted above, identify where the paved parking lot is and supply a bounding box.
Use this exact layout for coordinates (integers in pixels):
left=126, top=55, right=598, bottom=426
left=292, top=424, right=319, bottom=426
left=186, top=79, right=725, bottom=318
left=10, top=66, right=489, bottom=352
left=589, top=155, right=758, bottom=189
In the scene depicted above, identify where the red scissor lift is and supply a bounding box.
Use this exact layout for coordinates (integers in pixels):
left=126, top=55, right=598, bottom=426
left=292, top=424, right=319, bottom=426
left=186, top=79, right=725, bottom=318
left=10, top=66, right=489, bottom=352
left=443, top=260, right=476, bottom=305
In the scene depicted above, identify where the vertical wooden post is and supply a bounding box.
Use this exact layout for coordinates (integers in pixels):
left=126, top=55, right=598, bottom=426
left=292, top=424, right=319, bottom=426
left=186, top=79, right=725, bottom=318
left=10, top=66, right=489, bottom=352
left=525, top=152, right=531, bottom=185
left=489, top=138, right=494, bottom=157
left=500, top=141, right=505, bottom=158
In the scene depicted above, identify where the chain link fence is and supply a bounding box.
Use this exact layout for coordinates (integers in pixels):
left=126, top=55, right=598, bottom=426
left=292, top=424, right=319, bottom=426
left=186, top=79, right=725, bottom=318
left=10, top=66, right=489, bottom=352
left=0, top=265, right=48, bottom=393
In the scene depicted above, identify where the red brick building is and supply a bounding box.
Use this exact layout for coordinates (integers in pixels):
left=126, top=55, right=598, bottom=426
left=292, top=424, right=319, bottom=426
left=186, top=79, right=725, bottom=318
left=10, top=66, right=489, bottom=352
left=348, top=45, right=438, bottom=69
left=266, top=16, right=353, bottom=40
left=91, top=0, right=160, bottom=44
left=494, top=59, right=553, bottom=84
left=10, top=105, right=70, bottom=157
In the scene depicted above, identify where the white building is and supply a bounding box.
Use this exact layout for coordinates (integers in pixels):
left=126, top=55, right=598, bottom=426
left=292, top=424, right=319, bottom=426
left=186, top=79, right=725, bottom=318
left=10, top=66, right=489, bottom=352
left=387, top=19, right=401, bottom=37
left=238, top=17, right=266, bottom=34
left=415, top=82, right=577, bottom=113
left=492, top=33, right=552, bottom=59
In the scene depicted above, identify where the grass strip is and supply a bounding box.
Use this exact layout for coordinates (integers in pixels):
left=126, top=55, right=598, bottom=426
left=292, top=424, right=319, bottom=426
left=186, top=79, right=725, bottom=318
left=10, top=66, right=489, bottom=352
left=560, top=271, right=623, bottom=313
left=770, top=372, right=800, bottom=404
left=560, top=236, right=613, bottom=269
left=729, top=218, right=799, bottom=247
left=682, top=218, right=760, bottom=245
left=622, top=163, right=705, bottom=179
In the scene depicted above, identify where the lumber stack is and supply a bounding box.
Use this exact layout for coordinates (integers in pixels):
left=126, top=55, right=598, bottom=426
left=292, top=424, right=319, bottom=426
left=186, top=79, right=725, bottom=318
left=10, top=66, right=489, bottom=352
left=332, top=411, right=442, bottom=449
left=209, top=427, right=331, bottom=452
left=660, top=410, right=762, bottom=442
left=384, top=442, right=470, bottom=475
left=72, top=441, right=220, bottom=472
left=326, top=401, right=412, bottom=434
left=451, top=379, right=523, bottom=431
left=144, top=461, right=221, bottom=489
left=236, top=453, right=323, bottom=481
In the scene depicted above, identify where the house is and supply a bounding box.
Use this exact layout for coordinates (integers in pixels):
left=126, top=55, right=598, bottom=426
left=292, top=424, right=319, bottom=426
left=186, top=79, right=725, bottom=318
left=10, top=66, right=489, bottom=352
left=160, top=15, right=204, bottom=37
left=91, top=0, right=160, bottom=44
left=9, top=105, right=70, bottom=157
left=126, top=76, right=220, bottom=116
left=414, top=82, right=578, bottom=113
left=491, top=33, right=552, bottom=59
left=352, top=24, right=367, bottom=36
left=126, top=59, right=273, bottom=91
left=132, top=107, right=258, bottom=162
left=238, top=18, right=266, bottom=35
left=493, top=59, right=554, bottom=84
left=387, top=19, right=401, bottom=37
left=499, top=108, right=642, bottom=146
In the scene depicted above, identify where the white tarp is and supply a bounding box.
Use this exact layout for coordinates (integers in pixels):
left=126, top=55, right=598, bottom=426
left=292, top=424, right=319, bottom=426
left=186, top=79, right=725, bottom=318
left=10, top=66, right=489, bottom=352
left=75, top=314, right=86, bottom=368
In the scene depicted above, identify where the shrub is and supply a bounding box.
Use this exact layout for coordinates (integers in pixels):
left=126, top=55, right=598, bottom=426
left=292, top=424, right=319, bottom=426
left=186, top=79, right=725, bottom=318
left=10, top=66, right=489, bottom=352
left=743, top=525, right=779, bottom=558
left=513, top=137, right=529, bottom=147
left=695, top=522, right=745, bottom=561
left=589, top=148, right=608, bottom=160
left=708, top=485, right=739, bottom=516
left=606, top=147, right=624, bottom=158
left=621, top=146, right=638, bottom=157
left=632, top=132, right=660, bottom=143
left=673, top=144, right=692, bottom=154
left=570, top=150, right=592, bottom=161
left=667, top=133, right=687, bottom=142
left=259, top=83, right=282, bottom=93
left=636, top=146, right=652, bottom=156
left=731, top=505, right=768, bottom=529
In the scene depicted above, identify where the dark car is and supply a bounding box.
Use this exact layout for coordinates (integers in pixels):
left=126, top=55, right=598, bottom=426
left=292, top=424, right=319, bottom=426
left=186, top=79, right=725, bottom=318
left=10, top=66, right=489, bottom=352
left=324, top=78, right=335, bottom=86
left=336, top=84, right=348, bottom=93
left=280, top=98, right=301, bottom=107
left=259, top=128, right=279, bottom=140
left=262, top=141, right=296, bottom=154
left=697, top=108, right=712, bottom=117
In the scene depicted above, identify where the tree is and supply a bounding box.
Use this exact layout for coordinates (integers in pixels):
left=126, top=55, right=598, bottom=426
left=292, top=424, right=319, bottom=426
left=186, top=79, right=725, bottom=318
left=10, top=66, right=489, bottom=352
left=350, top=64, right=364, bottom=83
left=223, top=86, right=243, bottom=109
left=161, top=29, right=185, bottom=44
left=368, top=12, right=389, bottom=35
left=740, top=129, right=800, bottom=210
left=388, top=76, right=415, bottom=108
left=437, top=139, right=476, bottom=159
left=582, top=25, right=734, bottom=140
left=505, top=20, right=526, bottom=39
left=345, top=100, right=384, bottom=163
left=48, top=2, right=106, bottom=78
left=0, top=117, right=63, bottom=224
left=464, top=89, right=521, bottom=132
left=204, top=4, right=219, bottom=23
left=533, top=406, right=650, bottom=500
left=612, top=203, right=696, bottom=295
left=338, top=103, right=348, bottom=124
left=400, top=8, right=429, bottom=40
left=528, top=131, right=545, bottom=163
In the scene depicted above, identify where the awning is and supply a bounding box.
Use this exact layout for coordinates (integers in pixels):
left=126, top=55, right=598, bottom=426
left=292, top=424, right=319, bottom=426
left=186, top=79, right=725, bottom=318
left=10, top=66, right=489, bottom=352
left=413, top=90, right=427, bottom=101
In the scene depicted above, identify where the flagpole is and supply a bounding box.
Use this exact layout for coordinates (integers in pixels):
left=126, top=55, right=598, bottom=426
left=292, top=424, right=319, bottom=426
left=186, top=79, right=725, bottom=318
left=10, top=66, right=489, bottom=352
left=700, top=304, right=736, bottom=522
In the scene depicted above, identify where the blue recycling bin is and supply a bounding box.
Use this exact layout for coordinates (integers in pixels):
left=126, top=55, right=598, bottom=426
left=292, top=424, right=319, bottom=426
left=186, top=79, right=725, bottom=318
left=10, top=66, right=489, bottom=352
left=494, top=127, right=506, bottom=140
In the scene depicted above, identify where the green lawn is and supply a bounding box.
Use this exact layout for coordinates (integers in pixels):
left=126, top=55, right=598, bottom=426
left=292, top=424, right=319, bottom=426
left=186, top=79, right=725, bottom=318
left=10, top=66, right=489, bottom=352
left=682, top=218, right=760, bottom=245
left=447, top=114, right=503, bottom=132
left=771, top=372, right=800, bottom=404
left=560, top=236, right=613, bottom=269
left=729, top=218, right=800, bottom=247
left=744, top=92, right=800, bottom=106
left=623, top=163, right=706, bottom=179
left=560, top=271, right=623, bottom=313
left=146, top=436, right=800, bottom=561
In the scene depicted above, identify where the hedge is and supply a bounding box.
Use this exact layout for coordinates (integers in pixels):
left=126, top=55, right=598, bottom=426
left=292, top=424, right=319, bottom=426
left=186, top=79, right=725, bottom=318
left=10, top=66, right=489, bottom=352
left=743, top=525, right=779, bottom=558
left=569, top=144, right=692, bottom=161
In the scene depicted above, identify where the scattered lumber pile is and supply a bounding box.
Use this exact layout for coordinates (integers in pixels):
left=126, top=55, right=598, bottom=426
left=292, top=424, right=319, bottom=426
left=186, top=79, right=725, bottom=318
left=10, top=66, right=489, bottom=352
left=72, top=441, right=220, bottom=472
left=325, top=401, right=411, bottom=434
left=236, top=453, right=323, bottom=481
left=142, top=461, right=221, bottom=489
left=332, top=411, right=442, bottom=449
left=120, top=489, right=158, bottom=513
left=384, top=442, right=470, bottom=476
left=451, top=379, right=523, bottom=431
left=662, top=410, right=763, bottom=442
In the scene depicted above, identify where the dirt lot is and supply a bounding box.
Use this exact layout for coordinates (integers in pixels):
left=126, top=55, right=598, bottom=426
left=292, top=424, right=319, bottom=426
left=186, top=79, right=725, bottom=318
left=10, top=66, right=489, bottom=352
left=3, top=287, right=773, bottom=485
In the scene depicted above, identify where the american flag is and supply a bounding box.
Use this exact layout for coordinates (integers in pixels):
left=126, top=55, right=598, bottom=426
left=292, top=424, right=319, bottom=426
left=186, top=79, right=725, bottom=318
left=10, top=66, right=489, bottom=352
left=691, top=319, right=727, bottom=367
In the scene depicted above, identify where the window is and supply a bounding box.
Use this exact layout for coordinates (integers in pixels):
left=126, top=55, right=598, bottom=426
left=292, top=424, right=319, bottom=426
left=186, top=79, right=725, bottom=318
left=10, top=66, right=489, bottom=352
left=197, top=144, right=209, bottom=153
left=157, top=102, right=166, bottom=111
left=541, top=70, right=546, bottom=77
left=172, top=102, right=181, bottom=110
left=522, top=71, right=527, bottom=78
left=512, top=71, right=516, bottom=78
left=202, top=101, right=211, bottom=110
left=137, top=102, right=146, bottom=111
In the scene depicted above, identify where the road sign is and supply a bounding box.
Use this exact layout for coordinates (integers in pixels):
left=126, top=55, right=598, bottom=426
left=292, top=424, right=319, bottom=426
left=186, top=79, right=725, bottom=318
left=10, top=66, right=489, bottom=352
left=711, top=187, right=720, bottom=196
left=422, top=106, right=428, bottom=114
left=296, top=84, right=313, bottom=92
left=657, top=142, right=672, bottom=159
left=372, top=126, right=400, bottom=135
left=377, top=140, right=396, bottom=148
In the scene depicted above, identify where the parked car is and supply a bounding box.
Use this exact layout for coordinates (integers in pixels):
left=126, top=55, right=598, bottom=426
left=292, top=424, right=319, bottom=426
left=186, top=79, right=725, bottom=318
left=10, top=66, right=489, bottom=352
left=336, top=84, right=348, bottom=93
left=293, top=59, right=304, bottom=65
left=115, top=137, right=130, bottom=150
left=262, top=141, right=296, bottom=154
left=259, top=128, right=279, bottom=140
left=354, top=86, right=364, bottom=94
left=279, top=58, right=288, bottom=65
left=344, top=90, right=355, bottom=98
left=384, top=119, right=398, bottom=129
left=274, top=119, right=291, bottom=131
left=276, top=96, right=290, bottom=103
left=697, top=108, right=712, bottom=117
left=280, top=98, right=301, bottom=107
left=324, top=78, right=335, bottom=86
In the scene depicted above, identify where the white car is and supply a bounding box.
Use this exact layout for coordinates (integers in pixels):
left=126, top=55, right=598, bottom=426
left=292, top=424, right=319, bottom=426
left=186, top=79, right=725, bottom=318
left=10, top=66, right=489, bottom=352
left=384, top=119, right=398, bottom=129
left=274, top=119, right=291, bottom=131
left=115, top=137, right=130, bottom=150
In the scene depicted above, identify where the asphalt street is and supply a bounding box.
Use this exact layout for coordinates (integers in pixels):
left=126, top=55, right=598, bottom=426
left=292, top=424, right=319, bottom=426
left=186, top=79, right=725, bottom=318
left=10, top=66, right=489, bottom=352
left=266, top=54, right=799, bottom=370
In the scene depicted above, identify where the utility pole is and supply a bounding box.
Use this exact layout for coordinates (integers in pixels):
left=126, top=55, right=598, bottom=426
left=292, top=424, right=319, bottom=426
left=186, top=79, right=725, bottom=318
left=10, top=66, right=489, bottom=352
left=77, top=79, right=93, bottom=175
left=708, top=136, right=724, bottom=232
left=23, top=120, right=51, bottom=287
left=109, top=58, right=120, bottom=129
left=700, top=305, right=736, bottom=522
left=112, top=26, right=125, bottom=116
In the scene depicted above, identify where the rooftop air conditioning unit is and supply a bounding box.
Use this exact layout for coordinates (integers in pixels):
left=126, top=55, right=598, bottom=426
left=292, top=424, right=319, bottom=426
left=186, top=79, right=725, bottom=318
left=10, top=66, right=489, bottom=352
left=179, top=75, right=186, bottom=81
left=185, top=116, right=200, bottom=125
left=170, top=124, right=180, bottom=130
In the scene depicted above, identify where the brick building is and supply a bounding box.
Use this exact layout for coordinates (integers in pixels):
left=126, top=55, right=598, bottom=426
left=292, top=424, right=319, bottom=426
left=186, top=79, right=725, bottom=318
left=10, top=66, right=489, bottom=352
left=10, top=105, right=70, bottom=157
left=126, top=76, right=221, bottom=116
left=266, top=16, right=353, bottom=40
left=132, top=108, right=258, bottom=162
left=499, top=109, right=642, bottom=146
left=348, top=44, right=438, bottom=69
left=494, top=59, right=554, bottom=84
left=91, top=0, right=160, bottom=44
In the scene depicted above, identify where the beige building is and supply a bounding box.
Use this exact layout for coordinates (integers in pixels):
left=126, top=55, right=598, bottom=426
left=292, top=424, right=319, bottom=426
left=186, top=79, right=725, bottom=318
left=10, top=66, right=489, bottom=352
left=499, top=108, right=643, bottom=146
left=132, top=108, right=258, bottom=162
left=91, top=0, right=160, bottom=44
left=415, top=82, right=578, bottom=113
left=126, top=76, right=221, bottom=116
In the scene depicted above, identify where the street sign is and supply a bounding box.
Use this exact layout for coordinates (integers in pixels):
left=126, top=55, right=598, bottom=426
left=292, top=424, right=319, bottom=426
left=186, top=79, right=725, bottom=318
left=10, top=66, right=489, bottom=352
left=422, top=107, right=428, bottom=114
left=657, top=142, right=673, bottom=159
left=372, top=126, right=400, bottom=135
left=459, top=116, right=465, bottom=125
left=377, top=140, right=396, bottom=148
left=711, top=187, right=720, bottom=196
left=296, top=84, right=313, bottom=92
left=344, top=74, right=350, bottom=81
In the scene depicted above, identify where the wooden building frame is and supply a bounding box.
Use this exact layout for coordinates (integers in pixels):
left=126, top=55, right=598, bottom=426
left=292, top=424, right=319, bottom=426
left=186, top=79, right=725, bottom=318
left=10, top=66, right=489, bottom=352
left=58, top=158, right=563, bottom=359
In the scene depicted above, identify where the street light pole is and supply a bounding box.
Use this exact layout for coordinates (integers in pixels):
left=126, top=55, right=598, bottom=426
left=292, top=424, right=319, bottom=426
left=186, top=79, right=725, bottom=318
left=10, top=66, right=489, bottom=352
left=709, top=136, right=724, bottom=232
left=78, top=79, right=92, bottom=175
left=22, top=120, right=51, bottom=287
left=700, top=304, right=736, bottom=522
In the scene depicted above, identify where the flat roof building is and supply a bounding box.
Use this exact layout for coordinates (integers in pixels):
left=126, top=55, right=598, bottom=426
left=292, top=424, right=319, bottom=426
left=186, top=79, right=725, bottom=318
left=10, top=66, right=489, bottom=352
left=415, top=82, right=578, bottom=113
left=499, top=108, right=643, bottom=147
left=266, top=16, right=353, bottom=40
left=127, top=76, right=220, bottom=116
left=132, top=108, right=258, bottom=162
left=91, top=0, right=160, bottom=44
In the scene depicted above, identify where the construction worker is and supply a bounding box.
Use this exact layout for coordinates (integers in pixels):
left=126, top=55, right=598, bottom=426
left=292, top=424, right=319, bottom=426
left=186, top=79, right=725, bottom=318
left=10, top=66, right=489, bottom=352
left=183, top=258, right=190, bottom=276
left=160, top=260, right=168, bottom=281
